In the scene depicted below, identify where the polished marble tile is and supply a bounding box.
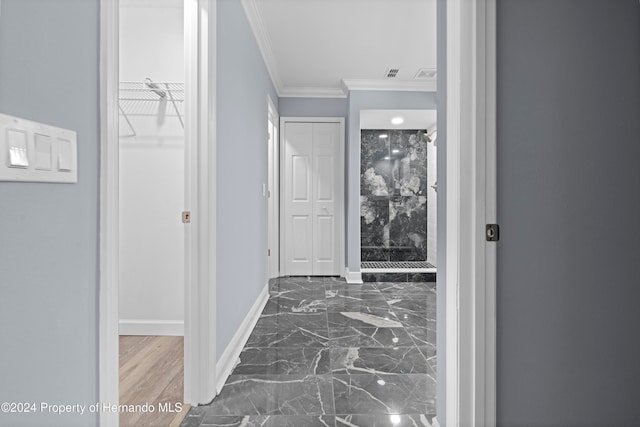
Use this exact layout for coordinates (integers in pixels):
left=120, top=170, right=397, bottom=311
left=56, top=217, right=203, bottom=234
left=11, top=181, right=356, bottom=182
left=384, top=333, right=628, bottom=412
left=233, top=347, right=331, bottom=375
left=245, top=327, right=329, bottom=348
left=385, top=296, right=432, bottom=313
left=201, top=415, right=336, bottom=427
left=394, top=309, right=436, bottom=328
left=263, top=296, right=327, bottom=314
left=331, top=347, right=430, bottom=375
left=329, top=327, right=415, bottom=348
left=376, top=282, right=435, bottom=295
left=335, top=414, right=434, bottom=427
left=254, top=312, right=328, bottom=330
left=325, top=297, right=391, bottom=313
left=181, top=278, right=437, bottom=427
left=207, top=375, right=335, bottom=416
left=328, top=311, right=402, bottom=328
left=333, top=374, right=435, bottom=415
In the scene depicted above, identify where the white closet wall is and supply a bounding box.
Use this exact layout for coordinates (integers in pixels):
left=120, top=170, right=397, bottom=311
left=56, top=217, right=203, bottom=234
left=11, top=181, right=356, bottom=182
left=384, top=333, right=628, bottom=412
left=118, top=0, right=185, bottom=335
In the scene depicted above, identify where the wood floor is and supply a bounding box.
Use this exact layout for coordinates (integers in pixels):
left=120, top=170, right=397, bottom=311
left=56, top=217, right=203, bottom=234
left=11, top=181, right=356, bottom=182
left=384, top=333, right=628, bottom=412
left=119, top=336, right=189, bottom=427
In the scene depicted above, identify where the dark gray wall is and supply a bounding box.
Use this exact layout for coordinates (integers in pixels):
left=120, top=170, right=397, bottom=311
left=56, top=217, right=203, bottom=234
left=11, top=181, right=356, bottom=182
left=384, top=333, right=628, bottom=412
left=0, top=1, right=99, bottom=426
left=497, top=1, right=640, bottom=425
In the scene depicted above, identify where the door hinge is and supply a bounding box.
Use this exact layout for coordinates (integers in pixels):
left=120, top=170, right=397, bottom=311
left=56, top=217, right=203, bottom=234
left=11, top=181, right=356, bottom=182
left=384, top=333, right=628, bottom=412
left=268, top=249, right=271, bottom=256
left=486, top=224, right=499, bottom=242
left=268, top=190, right=271, bottom=198
left=182, top=211, right=191, bottom=224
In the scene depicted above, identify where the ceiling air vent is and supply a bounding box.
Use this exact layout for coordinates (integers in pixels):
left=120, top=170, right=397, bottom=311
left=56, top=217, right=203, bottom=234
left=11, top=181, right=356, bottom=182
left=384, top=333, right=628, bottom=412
left=385, top=68, right=400, bottom=78
left=414, top=68, right=437, bottom=80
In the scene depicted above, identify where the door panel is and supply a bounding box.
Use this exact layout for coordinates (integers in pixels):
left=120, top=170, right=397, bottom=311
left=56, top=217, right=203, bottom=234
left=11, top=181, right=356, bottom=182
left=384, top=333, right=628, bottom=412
left=283, top=122, right=313, bottom=275
left=292, top=156, right=310, bottom=201
left=282, top=120, right=343, bottom=276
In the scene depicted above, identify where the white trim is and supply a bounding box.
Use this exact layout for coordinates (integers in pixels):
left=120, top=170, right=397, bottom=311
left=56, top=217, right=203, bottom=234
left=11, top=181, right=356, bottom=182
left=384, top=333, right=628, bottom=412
left=118, top=320, right=185, bottom=336
left=447, top=0, right=497, bottom=425
left=342, top=79, right=437, bottom=94
left=183, top=0, right=217, bottom=406
left=215, top=284, right=269, bottom=393
left=267, top=95, right=280, bottom=280
left=344, top=268, right=363, bottom=284
left=240, top=0, right=283, bottom=94
left=279, top=86, right=348, bottom=99
left=99, top=0, right=120, bottom=425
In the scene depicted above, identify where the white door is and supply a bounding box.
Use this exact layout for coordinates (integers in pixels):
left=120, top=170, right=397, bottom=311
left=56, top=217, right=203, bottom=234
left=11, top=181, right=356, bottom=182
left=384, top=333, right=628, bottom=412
left=282, top=119, right=344, bottom=276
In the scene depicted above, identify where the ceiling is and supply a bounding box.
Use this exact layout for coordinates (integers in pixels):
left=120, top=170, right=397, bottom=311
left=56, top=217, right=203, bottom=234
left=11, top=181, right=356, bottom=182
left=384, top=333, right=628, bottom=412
left=241, top=0, right=437, bottom=98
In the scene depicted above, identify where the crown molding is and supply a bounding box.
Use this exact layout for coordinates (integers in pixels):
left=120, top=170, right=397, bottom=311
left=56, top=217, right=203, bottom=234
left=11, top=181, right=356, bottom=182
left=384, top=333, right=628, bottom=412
left=279, top=86, right=348, bottom=99
left=342, top=79, right=437, bottom=93
left=241, top=0, right=284, bottom=95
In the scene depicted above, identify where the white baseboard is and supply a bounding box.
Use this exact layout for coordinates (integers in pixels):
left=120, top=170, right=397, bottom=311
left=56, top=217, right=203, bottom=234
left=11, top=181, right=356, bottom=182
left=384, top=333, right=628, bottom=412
left=215, top=283, right=269, bottom=393
left=345, top=267, right=363, bottom=284
left=118, top=319, right=184, bottom=336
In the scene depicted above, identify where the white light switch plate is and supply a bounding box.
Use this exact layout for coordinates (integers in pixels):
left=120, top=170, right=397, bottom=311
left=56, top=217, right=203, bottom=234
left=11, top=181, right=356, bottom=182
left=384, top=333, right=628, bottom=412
left=0, top=113, right=78, bottom=183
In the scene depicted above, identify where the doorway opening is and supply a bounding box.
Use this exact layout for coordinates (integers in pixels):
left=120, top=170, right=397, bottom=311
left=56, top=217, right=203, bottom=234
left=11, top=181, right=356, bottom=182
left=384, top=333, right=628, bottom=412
left=117, top=1, right=188, bottom=425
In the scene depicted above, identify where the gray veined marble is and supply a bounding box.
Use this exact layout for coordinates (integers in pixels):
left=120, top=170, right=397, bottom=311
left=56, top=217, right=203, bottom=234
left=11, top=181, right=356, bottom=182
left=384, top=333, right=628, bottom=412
left=262, top=296, right=327, bottom=314
left=331, top=347, right=430, bottom=375
left=206, top=375, right=335, bottom=416
left=360, top=129, right=430, bottom=262
left=336, top=414, right=435, bottom=427
left=329, top=327, right=415, bottom=348
left=200, top=415, right=337, bottom=427
left=254, top=312, right=329, bottom=330
left=333, top=312, right=403, bottom=328
left=333, top=374, right=435, bottom=415
left=245, top=327, right=329, bottom=349
left=180, top=279, right=437, bottom=427
left=233, top=347, right=331, bottom=375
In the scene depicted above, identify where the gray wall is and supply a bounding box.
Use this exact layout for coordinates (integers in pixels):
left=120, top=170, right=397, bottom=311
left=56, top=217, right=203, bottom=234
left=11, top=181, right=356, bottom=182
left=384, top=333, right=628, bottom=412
left=497, top=1, right=640, bottom=425
left=346, top=91, right=437, bottom=271
left=216, top=0, right=279, bottom=358
left=0, top=1, right=99, bottom=426
left=278, top=97, right=348, bottom=118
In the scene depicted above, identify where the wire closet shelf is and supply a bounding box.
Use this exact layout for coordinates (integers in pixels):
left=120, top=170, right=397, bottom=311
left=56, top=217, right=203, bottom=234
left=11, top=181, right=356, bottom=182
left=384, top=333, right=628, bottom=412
left=119, top=80, right=184, bottom=137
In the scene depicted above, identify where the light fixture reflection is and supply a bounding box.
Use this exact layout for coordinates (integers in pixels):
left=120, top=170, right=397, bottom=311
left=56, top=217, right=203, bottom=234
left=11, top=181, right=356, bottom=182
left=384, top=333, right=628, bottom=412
left=392, top=149, right=400, bottom=153
left=379, top=134, right=388, bottom=139
left=391, top=117, right=404, bottom=125
left=384, top=156, right=390, bottom=160
left=392, top=337, right=399, bottom=343
left=390, top=414, right=401, bottom=424
left=377, top=379, right=386, bottom=386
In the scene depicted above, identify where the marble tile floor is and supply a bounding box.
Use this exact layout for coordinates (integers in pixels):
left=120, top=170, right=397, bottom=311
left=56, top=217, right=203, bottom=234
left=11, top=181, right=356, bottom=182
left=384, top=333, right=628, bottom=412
left=180, top=276, right=436, bottom=427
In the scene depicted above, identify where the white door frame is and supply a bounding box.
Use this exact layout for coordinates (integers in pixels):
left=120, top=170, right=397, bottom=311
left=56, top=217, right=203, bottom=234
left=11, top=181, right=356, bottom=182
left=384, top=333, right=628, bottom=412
left=279, top=117, right=346, bottom=277
left=100, top=0, right=496, bottom=424
left=267, top=95, right=279, bottom=279
left=445, top=0, right=497, bottom=425
left=99, top=1, right=217, bottom=425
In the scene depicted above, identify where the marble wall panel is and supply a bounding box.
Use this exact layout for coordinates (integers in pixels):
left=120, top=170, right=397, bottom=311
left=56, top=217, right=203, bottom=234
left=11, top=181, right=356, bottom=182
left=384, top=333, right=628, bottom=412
left=360, top=130, right=430, bottom=262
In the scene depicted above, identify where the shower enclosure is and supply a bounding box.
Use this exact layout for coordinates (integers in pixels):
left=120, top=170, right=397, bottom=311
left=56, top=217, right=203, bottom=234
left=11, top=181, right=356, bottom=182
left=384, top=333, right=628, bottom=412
left=360, top=128, right=436, bottom=278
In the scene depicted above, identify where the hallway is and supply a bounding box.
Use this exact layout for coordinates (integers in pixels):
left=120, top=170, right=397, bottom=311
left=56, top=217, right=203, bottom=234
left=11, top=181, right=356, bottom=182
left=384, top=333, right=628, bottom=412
left=180, top=277, right=436, bottom=427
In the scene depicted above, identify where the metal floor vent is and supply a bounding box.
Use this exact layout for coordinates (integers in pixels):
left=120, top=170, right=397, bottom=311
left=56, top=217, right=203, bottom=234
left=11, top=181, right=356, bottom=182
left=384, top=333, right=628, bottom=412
left=361, top=261, right=436, bottom=269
